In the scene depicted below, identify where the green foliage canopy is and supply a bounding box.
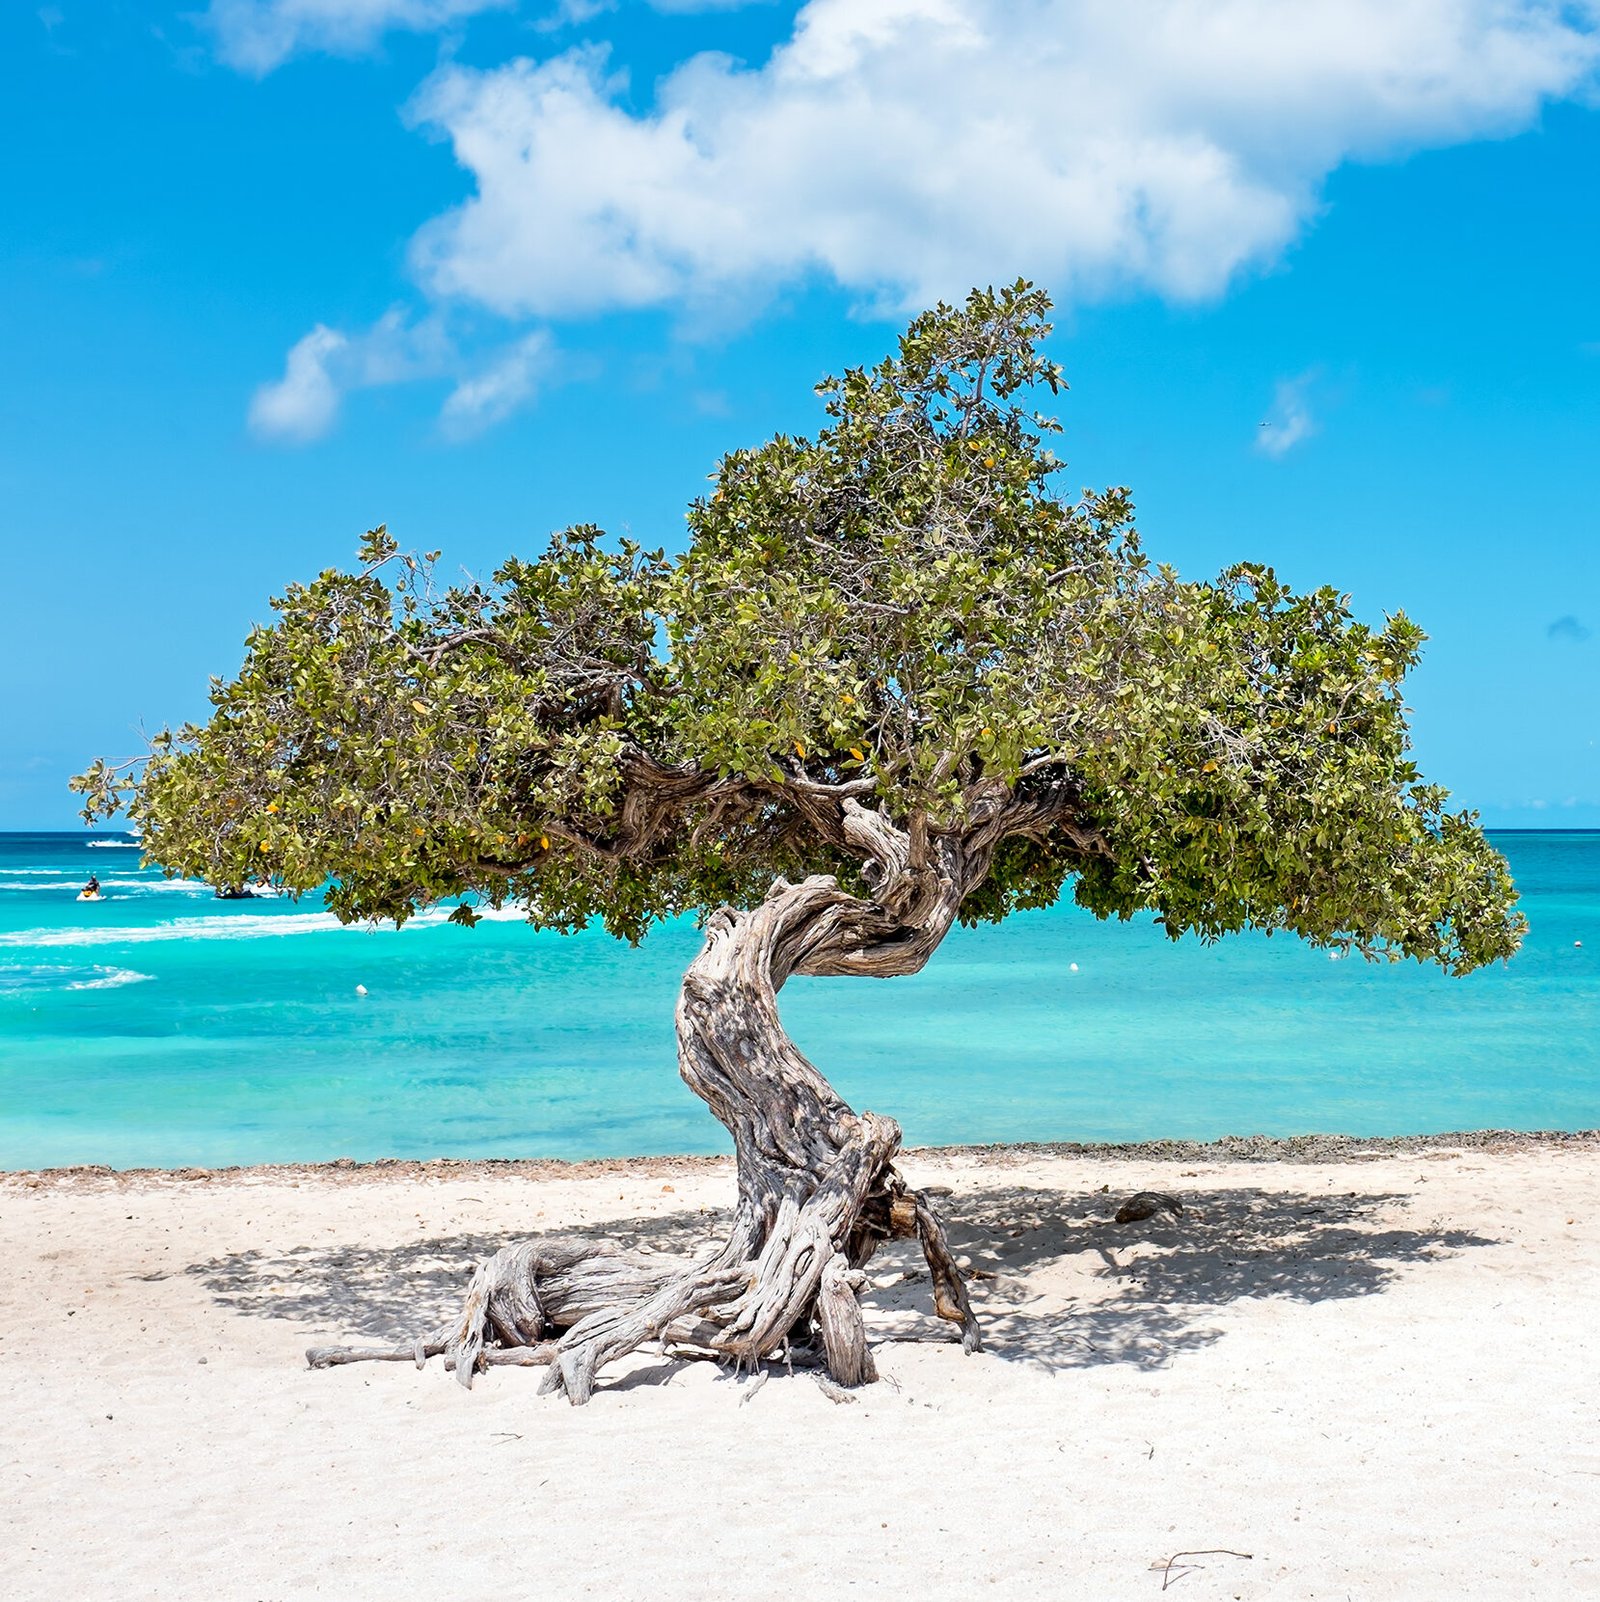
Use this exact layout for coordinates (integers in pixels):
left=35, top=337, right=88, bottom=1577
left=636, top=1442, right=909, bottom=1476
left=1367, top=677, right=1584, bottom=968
left=76, top=283, right=1523, bottom=973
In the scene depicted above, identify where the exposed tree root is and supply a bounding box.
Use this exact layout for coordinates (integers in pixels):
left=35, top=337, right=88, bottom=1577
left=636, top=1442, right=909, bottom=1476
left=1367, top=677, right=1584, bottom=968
left=308, top=813, right=993, bottom=1404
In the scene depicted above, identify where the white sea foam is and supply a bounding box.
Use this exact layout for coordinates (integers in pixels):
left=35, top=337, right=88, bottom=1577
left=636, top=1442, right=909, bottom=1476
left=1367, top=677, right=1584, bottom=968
left=67, top=966, right=155, bottom=990
left=0, top=902, right=531, bottom=948
left=1, top=912, right=357, bottom=946
left=86, top=841, right=141, bottom=849
left=0, top=877, right=210, bottom=893
left=99, top=878, right=209, bottom=892
left=0, top=964, right=154, bottom=993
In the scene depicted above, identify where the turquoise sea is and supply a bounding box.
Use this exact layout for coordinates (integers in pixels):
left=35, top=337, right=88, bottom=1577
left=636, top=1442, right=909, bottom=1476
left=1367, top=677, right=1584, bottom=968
left=0, top=830, right=1595, bottom=1170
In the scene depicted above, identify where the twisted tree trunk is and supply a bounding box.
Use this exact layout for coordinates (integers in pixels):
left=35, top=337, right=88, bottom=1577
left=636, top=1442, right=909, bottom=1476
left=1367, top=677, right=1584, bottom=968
left=309, top=802, right=984, bottom=1403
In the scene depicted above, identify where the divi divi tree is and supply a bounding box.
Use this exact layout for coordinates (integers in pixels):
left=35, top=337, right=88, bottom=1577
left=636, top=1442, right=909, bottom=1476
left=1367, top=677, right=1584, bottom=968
left=77, top=284, right=1523, bottom=1403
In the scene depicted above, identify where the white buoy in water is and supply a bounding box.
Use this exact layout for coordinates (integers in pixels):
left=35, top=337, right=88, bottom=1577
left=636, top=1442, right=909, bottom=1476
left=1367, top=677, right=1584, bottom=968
left=355, top=984, right=368, bottom=996
left=1069, top=962, right=1079, bottom=973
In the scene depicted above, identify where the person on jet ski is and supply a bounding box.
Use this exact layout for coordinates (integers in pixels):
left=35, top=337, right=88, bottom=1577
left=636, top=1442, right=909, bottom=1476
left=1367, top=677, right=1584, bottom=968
left=83, top=874, right=100, bottom=898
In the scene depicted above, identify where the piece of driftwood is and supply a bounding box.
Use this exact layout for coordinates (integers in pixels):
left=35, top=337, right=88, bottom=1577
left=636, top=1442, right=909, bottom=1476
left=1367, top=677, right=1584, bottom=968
left=308, top=805, right=998, bottom=1404
left=813, top=1373, right=859, bottom=1405
left=1152, top=1548, right=1254, bottom=1591
left=307, top=1343, right=554, bottom=1370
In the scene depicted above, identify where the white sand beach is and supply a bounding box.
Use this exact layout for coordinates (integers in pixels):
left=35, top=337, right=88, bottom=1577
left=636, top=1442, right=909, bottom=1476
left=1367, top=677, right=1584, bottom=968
left=3, top=1138, right=1597, bottom=1601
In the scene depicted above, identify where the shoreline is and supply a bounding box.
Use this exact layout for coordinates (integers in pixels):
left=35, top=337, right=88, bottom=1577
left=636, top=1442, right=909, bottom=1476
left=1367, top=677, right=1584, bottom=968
left=7, top=1124, right=1597, bottom=1187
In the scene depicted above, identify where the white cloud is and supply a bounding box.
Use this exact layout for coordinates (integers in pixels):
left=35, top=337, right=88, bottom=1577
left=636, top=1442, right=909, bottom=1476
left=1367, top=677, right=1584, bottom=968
left=405, top=0, right=1600, bottom=319
left=440, top=331, right=553, bottom=435
left=249, top=311, right=451, bottom=442
left=648, top=0, right=777, bottom=11
left=542, top=0, right=616, bottom=24
left=204, top=0, right=509, bottom=74
left=1256, top=372, right=1318, bottom=458
left=249, top=0, right=1600, bottom=435
left=204, top=0, right=769, bottom=68
left=544, top=0, right=774, bottom=18
left=249, top=325, right=349, bottom=440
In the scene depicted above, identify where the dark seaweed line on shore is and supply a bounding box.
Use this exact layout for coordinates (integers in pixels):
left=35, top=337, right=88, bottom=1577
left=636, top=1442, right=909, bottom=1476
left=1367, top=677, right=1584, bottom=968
left=5, top=1127, right=1598, bottom=1189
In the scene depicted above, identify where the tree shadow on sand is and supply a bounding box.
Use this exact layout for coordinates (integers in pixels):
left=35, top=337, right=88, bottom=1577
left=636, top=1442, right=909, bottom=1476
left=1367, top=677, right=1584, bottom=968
left=886, top=1183, right=1499, bottom=1372
left=182, top=1211, right=714, bottom=1343
left=183, top=1183, right=1498, bottom=1376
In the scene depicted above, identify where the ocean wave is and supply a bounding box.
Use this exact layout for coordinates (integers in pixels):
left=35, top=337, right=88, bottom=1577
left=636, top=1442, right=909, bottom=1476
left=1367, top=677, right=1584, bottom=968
left=67, top=966, right=155, bottom=990
left=0, top=903, right=531, bottom=948
left=86, top=840, right=141, bottom=849
left=92, top=877, right=209, bottom=892
left=0, top=877, right=212, bottom=893
left=0, top=964, right=154, bottom=993
left=0, top=869, right=132, bottom=878
left=1, top=911, right=359, bottom=946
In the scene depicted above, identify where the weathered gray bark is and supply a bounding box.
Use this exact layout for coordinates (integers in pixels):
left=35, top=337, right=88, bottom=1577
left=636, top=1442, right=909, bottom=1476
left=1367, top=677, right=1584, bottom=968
left=309, top=801, right=985, bottom=1403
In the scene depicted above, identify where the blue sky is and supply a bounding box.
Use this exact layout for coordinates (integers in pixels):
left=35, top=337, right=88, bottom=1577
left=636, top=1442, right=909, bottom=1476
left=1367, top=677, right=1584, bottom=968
left=3, top=0, right=1597, bottom=828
